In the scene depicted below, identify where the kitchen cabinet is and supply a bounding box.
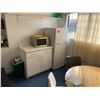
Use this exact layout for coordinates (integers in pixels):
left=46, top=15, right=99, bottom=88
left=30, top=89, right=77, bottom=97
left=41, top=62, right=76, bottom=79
left=19, top=46, right=52, bottom=78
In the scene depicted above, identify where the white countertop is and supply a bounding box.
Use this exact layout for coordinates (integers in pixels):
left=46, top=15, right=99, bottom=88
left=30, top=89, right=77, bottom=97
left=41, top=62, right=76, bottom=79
left=19, top=44, right=53, bottom=53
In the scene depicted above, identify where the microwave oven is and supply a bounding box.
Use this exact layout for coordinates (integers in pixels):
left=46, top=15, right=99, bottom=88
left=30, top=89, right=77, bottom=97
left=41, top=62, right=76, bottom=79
left=31, top=35, right=49, bottom=47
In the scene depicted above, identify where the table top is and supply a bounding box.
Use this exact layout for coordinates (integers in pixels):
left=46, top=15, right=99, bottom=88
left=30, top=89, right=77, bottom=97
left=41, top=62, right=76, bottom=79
left=19, top=45, right=53, bottom=53
left=65, top=65, right=100, bottom=87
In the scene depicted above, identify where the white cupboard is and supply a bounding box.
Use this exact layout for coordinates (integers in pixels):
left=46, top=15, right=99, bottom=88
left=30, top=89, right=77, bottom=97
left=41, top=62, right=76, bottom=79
left=19, top=46, right=52, bottom=78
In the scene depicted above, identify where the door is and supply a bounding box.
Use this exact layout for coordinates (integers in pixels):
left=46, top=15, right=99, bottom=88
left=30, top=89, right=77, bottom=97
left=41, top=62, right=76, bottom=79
left=53, top=43, right=67, bottom=69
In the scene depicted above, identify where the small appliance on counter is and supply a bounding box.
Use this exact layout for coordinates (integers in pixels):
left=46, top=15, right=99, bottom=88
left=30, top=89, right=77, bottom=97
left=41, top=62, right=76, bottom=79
left=31, top=35, right=49, bottom=47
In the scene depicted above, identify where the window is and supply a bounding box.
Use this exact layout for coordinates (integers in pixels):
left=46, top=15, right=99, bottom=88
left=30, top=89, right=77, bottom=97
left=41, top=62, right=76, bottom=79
left=66, top=13, right=78, bottom=41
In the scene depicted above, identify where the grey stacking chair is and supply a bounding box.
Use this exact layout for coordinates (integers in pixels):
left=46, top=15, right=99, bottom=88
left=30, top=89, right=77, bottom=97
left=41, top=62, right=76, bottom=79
left=66, top=56, right=82, bottom=69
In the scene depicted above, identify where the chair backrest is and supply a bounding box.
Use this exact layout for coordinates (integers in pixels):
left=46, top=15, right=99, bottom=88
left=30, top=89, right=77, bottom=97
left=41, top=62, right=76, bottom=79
left=48, top=72, right=56, bottom=87
left=66, top=56, right=82, bottom=69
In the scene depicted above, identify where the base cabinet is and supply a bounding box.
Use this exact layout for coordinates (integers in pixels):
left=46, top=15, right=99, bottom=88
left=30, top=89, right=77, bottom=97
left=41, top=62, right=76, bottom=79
left=19, top=47, right=52, bottom=78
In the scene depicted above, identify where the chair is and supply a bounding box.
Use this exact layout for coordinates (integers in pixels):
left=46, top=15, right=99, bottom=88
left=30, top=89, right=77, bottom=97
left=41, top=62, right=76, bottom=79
left=65, top=56, right=82, bottom=69
left=48, top=72, right=56, bottom=87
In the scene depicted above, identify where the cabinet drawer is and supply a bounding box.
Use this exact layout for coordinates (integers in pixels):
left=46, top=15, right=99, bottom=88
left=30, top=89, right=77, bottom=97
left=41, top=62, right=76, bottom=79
left=26, top=51, right=41, bottom=58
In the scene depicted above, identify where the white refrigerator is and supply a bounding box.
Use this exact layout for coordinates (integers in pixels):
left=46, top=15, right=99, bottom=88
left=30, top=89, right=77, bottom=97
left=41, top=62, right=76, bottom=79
left=43, top=28, right=68, bottom=69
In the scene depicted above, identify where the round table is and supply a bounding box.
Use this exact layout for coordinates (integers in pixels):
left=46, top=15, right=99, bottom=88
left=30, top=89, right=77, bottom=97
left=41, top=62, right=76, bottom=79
left=65, top=66, right=100, bottom=87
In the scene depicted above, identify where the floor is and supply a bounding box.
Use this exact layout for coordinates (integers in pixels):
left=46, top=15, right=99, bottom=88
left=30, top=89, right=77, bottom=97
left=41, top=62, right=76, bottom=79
left=9, top=66, right=67, bottom=87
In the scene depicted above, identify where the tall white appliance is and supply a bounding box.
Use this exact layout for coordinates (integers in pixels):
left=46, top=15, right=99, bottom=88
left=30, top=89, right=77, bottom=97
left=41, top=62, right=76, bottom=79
left=43, top=28, right=68, bottom=69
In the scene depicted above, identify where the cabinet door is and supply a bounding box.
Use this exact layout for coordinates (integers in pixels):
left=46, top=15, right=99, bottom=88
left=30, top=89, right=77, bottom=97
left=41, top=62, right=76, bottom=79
left=40, top=49, right=52, bottom=72
left=26, top=52, right=41, bottom=78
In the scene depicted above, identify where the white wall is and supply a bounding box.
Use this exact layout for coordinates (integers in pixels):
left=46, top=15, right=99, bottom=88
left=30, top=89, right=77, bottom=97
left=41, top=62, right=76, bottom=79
left=1, top=13, right=66, bottom=74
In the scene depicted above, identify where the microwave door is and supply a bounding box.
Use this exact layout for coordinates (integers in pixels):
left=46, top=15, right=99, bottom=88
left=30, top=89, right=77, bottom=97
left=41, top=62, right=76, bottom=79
left=37, top=39, right=46, bottom=46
